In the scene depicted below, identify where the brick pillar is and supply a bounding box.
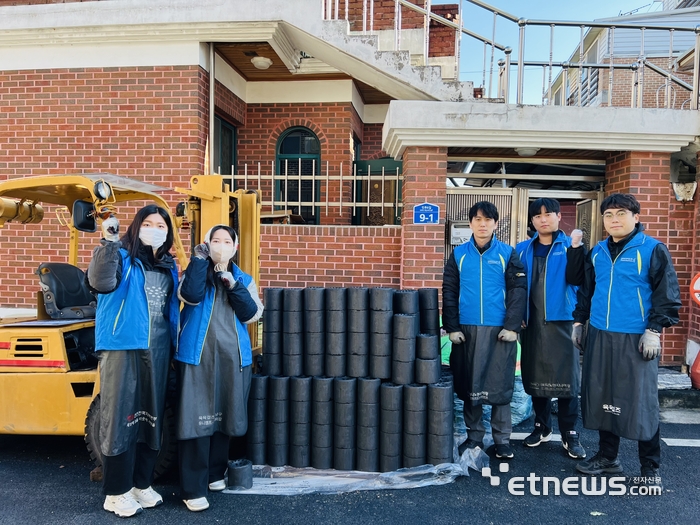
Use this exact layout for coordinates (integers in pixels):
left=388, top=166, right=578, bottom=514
left=605, top=151, right=689, bottom=365
left=400, top=146, right=447, bottom=291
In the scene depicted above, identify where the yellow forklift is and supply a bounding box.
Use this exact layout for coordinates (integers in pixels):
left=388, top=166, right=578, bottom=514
left=0, top=173, right=260, bottom=477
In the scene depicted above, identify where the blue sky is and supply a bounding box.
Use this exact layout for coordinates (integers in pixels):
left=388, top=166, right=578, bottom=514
left=432, top=0, right=666, bottom=103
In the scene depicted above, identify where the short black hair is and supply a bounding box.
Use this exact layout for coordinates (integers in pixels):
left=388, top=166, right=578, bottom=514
left=468, top=201, right=499, bottom=222
left=528, top=198, right=560, bottom=220
left=600, top=193, right=641, bottom=215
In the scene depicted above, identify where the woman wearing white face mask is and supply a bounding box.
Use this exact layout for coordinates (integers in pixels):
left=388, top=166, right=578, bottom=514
left=175, top=225, right=263, bottom=512
left=87, top=204, right=180, bottom=518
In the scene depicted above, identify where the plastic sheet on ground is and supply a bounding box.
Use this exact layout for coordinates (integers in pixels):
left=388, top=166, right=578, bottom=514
left=221, top=385, right=492, bottom=496
left=222, top=462, right=468, bottom=496
left=658, top=367, right=693, bottom=390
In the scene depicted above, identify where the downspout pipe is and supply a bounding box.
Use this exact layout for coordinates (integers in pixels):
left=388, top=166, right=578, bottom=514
left=209, top=42, right=216, bottom=174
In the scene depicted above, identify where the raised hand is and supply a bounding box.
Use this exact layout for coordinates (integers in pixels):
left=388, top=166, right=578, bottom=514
left=101, top=216, right=120, bottom=242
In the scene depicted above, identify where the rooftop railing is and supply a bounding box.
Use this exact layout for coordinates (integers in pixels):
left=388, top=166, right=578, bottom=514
left=321, top=0, right=700, bottom=109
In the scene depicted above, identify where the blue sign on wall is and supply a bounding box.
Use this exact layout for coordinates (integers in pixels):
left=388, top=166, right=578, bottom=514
left=413, top=202, right=440, bottom=225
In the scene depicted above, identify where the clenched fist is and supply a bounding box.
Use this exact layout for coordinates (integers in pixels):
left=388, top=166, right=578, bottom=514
left=193, top=243, right=210, bottom=260
left=218, top=271, right=236, bottom=290
left=497, top=329, right=517, bottom=342
left=101, top=216, right=120, bottom=243
left=570, top=229, right=583, bottom=248
left=449, top=331, right=466, bottom=344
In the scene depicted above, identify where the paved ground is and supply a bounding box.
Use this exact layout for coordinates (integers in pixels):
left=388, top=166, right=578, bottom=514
left=1, top=407, right=699, bottom=525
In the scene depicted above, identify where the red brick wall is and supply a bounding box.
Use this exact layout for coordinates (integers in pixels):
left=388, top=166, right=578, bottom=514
left=345, top=0, right=422, bottom=31
left=361, top=123, right=386, bottom=160
left=400, top=146, right=447, bottom=292
left=580, top=58, right=694, bottom=109
left=343, top=1, right=457, bottom=57
left=259, top=224, right=401, bottom=289
left=350, top=103, right=363, bottom=145
left=429, top=4, right=458, bottom=58
left=0, top=65, right=207, bottom=307
left=236, top=102, right=355, bottom=225
left=215, top=80, right=245, bottom=126
left=605, top=151, right=690, bottom=364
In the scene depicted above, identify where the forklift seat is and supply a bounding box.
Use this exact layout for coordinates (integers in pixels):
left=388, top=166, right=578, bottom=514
left=36, top=263, right=96, bottom=319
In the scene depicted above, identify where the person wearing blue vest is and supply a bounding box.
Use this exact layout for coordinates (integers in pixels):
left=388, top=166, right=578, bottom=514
left=87, top=205, right=180, bottom=518
left=516, top=198, right=587, bottom=460
left=175, top=225, right=263, bottom=512
left=443, top=201, right=527, bottom=460
left=572, top=193, right=680, bottom=492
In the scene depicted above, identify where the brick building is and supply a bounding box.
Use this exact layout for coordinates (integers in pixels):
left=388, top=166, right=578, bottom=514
left=0, top=0, right=699, bottom=367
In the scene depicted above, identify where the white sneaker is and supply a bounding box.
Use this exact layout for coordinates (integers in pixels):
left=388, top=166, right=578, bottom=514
left=184, top=497, right=210, bottom=512
left=130, top=486, right=163, bottom=508
left=208, top=479, right=226, bottom=491
left=103, top=492, right=143, bottom=517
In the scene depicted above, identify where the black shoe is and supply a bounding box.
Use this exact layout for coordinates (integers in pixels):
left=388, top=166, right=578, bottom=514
left=495, top=443, right=514, bottom=459
left=523, top=423, right=553, bottom=447
left=562, top=431, right=587, bottom=459
left=638, top=465, right=663, bottom=493
left=576, top=451, right=623, bottom=475
left=458, top=439, right=483, bottom=456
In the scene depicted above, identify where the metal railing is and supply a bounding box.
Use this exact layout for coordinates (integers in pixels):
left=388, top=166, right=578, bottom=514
left=466, top=0, right=700, bottom=109
left=215, top=161, right=403, bottom=223
left=321, top=1, right=477, bottom=78
left=320, top=0, right=700, bottom=109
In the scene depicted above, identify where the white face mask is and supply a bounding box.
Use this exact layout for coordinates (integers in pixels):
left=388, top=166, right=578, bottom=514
left=209, top=243, right=236, bottom=265
left=139, top=227, right=167, bottom=249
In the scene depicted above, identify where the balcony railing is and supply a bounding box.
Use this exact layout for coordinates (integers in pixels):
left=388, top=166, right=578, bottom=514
left=321, top=0, right=700, bottom=109
left=221, top=161, right=403, bottom=225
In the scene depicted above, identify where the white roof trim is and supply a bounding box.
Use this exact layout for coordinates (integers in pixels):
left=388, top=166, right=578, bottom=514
left=383, top=101, right=700, bottom=158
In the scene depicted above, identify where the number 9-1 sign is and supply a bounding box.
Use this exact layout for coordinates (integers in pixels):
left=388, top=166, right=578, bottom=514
left=691, top=273, right=700, bottom=306
left=413, top=203, right=440, bottom=225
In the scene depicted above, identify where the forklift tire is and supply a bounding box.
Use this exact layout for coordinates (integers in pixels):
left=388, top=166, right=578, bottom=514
left=84, top=394, right=178, bottom=480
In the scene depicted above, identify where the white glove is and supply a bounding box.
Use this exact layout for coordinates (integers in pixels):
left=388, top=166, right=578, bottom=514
left=449, top=331, right=466, bottom=344
left=497, top=329, right=518, bottom=342
left=570, top=229, right=583, bottom=248
left=572, top=323, right=584, bottom=351
left=101, top=216, right=119, bottom=242
left=638, top=329, right=661, bottom=361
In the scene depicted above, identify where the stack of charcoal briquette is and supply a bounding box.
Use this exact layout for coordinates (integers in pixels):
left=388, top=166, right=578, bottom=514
left=247, top=286, right=453, bottom=472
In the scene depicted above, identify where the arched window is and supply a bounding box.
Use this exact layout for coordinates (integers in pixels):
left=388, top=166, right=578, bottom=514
left=276, top=127, right=320, bottom=224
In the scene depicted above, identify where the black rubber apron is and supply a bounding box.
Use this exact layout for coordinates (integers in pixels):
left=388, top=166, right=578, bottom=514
left=520, top=254, right=579, bottom=398
left=581, top=325, right=659, bottom=441
left=176, top=283, right=252, bottom=440
left=450, top=324, right=517, bottom=406
left=99, top=270, right=172, bottom=456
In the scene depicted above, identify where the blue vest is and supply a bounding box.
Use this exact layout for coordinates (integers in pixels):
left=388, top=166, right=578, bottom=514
left=95, top=249, right=180, bottom=351
left=590, top=232, right=659, bottom=334
left=454, top=236, right=513, bottom=327
left=175, top=264, right=254, bottom=367
left=516, top=231, right=577, bottom=322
